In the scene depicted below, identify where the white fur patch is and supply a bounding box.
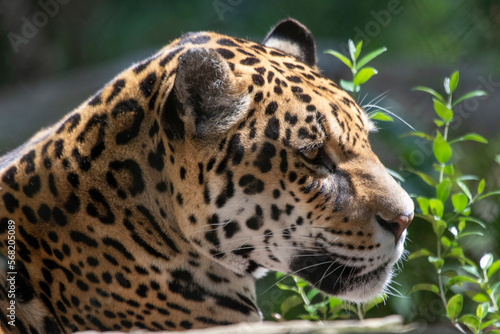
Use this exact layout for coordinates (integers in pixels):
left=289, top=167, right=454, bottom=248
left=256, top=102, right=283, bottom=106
left=264, top=37, right=303, bottom=60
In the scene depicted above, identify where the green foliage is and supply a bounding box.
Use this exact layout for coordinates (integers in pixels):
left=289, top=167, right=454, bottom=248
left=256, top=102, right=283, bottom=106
left=274, top=274, right=384, bottom=321
left=408, top=71, right=500, bottom=333
left=325, top=40, right=386, bottom=102
left=274, top=41, right=499, bottom=333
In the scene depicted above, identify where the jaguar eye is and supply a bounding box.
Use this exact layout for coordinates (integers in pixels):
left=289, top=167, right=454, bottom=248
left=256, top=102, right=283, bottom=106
left=299, top=146, right=336, bottom=173
left=301, top=148, right=320, bottom=162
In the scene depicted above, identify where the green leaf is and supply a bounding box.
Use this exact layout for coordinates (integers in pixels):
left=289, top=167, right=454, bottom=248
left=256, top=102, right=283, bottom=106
left=299, top=314, right=315, bottom=321
left=433, top=132, right=452, bottom=163
left=306, top=288, right=320, bottom=301
left=445, top=275, right=479, bottom=291
left=329, top=297, right=343, bottom=309
left=408, top=283, right=440, bottom=296
left=442, top=270, right=458, bottom=278
left=413, top=86, right=445, bottom=103
left=280, top=295, right=303, bottom=316
left=443, top=165, right=455, bottom=175
left=487, top=260, right=500, bottom=278
left=491, top=281, right=500, bottom=296
left=458, top=220, right=466, bottom=232
left=428, top=256, right=445, bottom=269
left=441, top=236, right=451, bottom=248
left=481, top=320, right=500, bottom=331
left=429, top=198, right=444, bottom=218
left=459, top=314, right=480, bottom=332
left=340, top=79, right=359, bottom=93
left=295, top=281, right=308, bottom=289
left=480, top=253, right=494, bottom=270
left=354, top=40, right=363, bottom=61
left=433, top=99, right=454, bottom=122
left=357, top=46, right=387, bottom=69
left=363, top=294, right=386, bottom=312
left=434, top=119, right=445, bottom=127
left=444, top=77, right=451, bottom=95
left=463, top=265, right=481, bottom=278
left=476, top=303, right=488, bottom=320
left=453, top=90, right=487, bottom=106
left=370, top=111, right=394, bottom=122
left=449, top=133, right=488, bottom=144
left=348, top=40, right=356, bottom=61
left=478, top=190, right=500, bottom=201
left=409, top=248, right=433, bottom=260
left=468, top=292, right=489, bottom=303
left=433, top=219, right=447, bottom=237
left=462, top=217, right=486, bottom=228
left=276, top=283, right=296, bottom=292
left=310, top=299, right=330, bottom=309
left=446, top=246, right=465, bottom=261
left=325, top=50, right=353, bottom=69
left=436, top=179, right=452, bottom=203
left=449, top=71, right=459, bottom=94
left=456, top=180, right=473, bottom=202
left=406, top=169, right=437, bottom=187
left=463, top=207, right=471, bottom=216
left=353, top=67, right=378, bottom=85
left=457, top=231, right=484, bottom=239
left=457, top=175, right=480, bottom=181
left=452, top=193, right=468, bottom=212
left=478, top=179, right=485, bottom=195
left=496, top=155, right=500, bottom=165
left=417, top=197, right=430, bottom=215
left=446, top=294, right=463, bottom=321
left=342, top=303, right=358, bottom=314
left=386, top=167, right=405, bottom=182
left=401, top=131, right=434, bottom=141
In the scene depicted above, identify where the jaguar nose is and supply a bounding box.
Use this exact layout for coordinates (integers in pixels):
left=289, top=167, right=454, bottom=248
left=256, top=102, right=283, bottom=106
left=376, top=213, right=413, bottom=243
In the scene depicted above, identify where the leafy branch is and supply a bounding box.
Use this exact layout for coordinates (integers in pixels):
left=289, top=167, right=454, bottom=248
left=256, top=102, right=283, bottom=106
left=408, top=71, right=500, bottom=334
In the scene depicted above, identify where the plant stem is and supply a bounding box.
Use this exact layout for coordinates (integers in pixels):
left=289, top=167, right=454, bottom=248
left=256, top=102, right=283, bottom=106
left=439, top=122, right=450, bottom=184
left=298, top=285, right=311, bottom=309
left=443, top=122, right=449, bottom=142
left=436, top=239, right=447, bottom=308
left=484, top=277, right=499, bottom=313
left=439, top=164, right=445, bottom=184
left=436, top=231, right=466, bottom=334
left=357, top=304, right=364, bottom=321
left=491, top=292, right=499, bottom=313
left=351, top=56, right=357, bottom=100
left=295, top=279, right=323, bottom=323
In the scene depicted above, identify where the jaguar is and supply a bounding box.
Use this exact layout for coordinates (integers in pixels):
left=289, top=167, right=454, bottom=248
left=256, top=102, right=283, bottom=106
left=0, top=18, right=413, bottom=333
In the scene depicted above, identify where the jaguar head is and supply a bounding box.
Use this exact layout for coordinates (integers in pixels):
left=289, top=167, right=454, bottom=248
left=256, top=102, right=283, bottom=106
left=164, top=19, right=413, bottom=302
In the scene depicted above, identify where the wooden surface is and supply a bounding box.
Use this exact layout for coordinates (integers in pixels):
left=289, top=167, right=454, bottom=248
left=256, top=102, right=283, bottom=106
left=76, top=316, right=460, bottom=334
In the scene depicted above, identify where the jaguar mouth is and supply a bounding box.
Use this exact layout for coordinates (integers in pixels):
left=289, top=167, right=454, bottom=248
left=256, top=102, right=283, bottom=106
left=289, top=251, right=391, bottom=301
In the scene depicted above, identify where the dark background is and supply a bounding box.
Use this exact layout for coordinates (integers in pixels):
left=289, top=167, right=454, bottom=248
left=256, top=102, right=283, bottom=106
left=1, top=0, right=499, bottom=324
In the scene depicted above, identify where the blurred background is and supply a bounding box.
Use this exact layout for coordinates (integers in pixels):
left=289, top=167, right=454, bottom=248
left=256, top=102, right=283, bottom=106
left=0, top=0, right=499, bottom=326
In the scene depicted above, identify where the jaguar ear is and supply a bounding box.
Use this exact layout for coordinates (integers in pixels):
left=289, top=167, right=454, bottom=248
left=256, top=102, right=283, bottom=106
left=164, top=48, right=249, bottom=139
left=263, top=18, right=317, bottom=68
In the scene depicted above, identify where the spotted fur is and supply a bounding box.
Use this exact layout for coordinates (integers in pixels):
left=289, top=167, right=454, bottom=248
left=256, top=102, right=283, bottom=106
left=0, top=19, right=413, bottom=333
